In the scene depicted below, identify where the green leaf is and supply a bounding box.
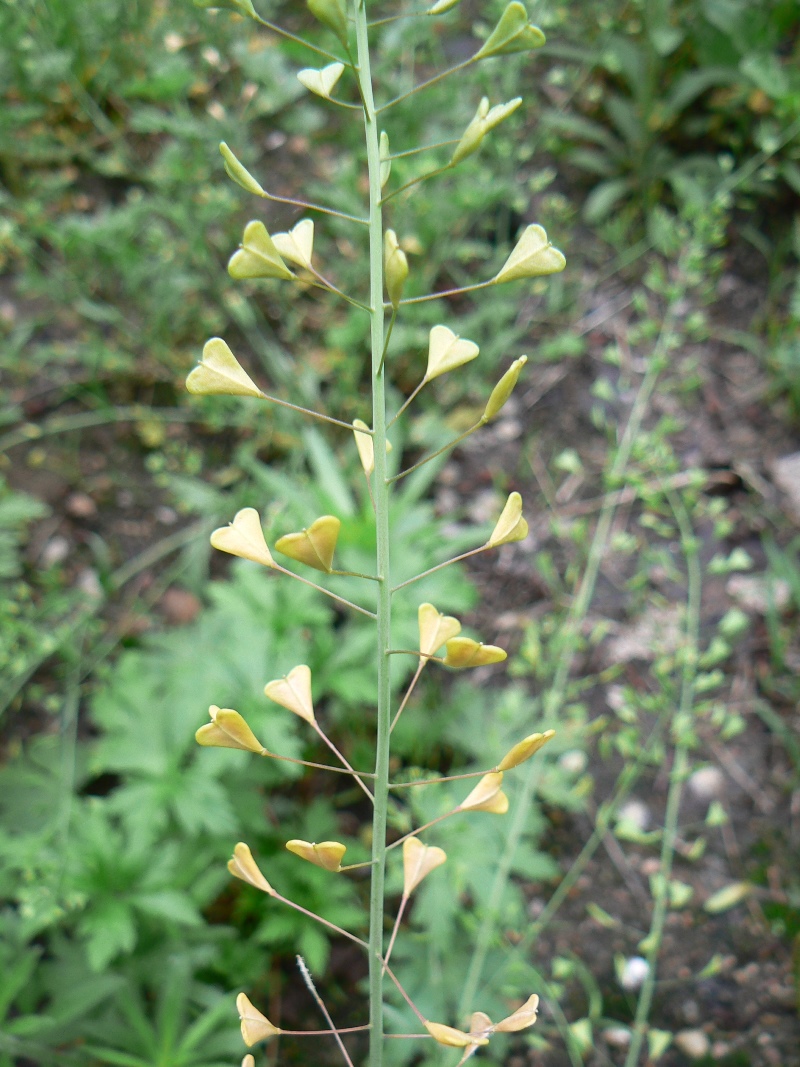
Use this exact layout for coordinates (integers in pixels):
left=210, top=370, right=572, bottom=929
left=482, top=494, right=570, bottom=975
left=80, top=900, right=137, bottom=972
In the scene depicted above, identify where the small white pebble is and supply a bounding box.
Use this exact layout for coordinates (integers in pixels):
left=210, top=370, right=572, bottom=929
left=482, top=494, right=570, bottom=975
left=75, top=568, right=103, bottom=600
left=155, top=506, right=178, bottom=525
left=619, top=956, right=650, bottom=991
left=688, top=765, right=725, bottom=801
left=41, top=535, right=70, bottom=567
left=674, top=1029, right=710, bottom=1059
left=603, top=1027, right=631, bottom=1048
left=617, top=799, right=650, bottom=832
left=559, top=750, right=588, bottom=775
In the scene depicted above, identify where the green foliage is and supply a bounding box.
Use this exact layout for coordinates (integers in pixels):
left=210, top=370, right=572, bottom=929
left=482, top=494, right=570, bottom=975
left=541, top=0, right=800, bottom=223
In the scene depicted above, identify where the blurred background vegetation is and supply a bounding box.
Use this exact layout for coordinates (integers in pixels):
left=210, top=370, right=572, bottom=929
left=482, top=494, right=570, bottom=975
left=0, top=0, right=798, bottom=1064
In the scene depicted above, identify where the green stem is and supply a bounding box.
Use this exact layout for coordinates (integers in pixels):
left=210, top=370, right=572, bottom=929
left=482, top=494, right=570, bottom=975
left=378, top=58, right=475, bottom=112
left=458, top=313, right=673, bottom=1019
left=354, top=9, right=391, bottom=1067
left=381, top=163, right=453, bottom=204
left=388, top=421, right=481, bottom=482
left=392, top=546, right=485, bottom=593
left=623, top=490, right=699, bottom=1067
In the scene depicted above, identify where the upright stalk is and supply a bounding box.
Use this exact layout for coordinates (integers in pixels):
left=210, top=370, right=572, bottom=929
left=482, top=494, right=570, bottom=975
left=354, top=7, right=391, bottom=1067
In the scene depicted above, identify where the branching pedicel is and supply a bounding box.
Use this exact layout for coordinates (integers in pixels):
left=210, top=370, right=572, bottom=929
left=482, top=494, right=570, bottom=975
left=187, top=3, right=566, bottom=1066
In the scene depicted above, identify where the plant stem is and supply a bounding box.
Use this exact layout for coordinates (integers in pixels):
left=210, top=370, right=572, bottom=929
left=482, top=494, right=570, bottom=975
left=623, top=490, right=699, bottom=1067
left=458, top=313, right=673, bottom=1019
left=388, top=421, right=481, bottom=482
left=354, top=9, right=391, bottom=1067
left=392, top=546, right=485, bottom=592
left=297, top=956, right=357, bottom=1067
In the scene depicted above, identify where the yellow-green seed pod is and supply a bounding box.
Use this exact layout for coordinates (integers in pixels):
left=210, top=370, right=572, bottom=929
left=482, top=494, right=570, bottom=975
left=308, top=0, right=348, bottom=47
left=443, top=637, right=507, bottom=668
left=425, top=1022, right=487, bottom=1048
left=275, top=515, right=341, bottom=573
left=451, top=97, right=522, bottom=165
left=196, top=706, right=267, bottom=754
left=219, top=142, right=264, bottom=196
left=379, top=131, right=391, bottom=188
left=237, top=993, right=282, bottom=1046
left=264, top=665, right=316, bottom=724
left=210, top=508, right=276, bottom=568
left=497, top=730, right=555, bottom=770
left=482, top=355, right=527, bottom=423
left=487, top=491, right=528, bottom=547
left=285, top=839, right=347, bottom=872
left=494, top=224, right=566, bottom=284
left=418, top=602, right=461, bottom=657
left=296, top=62, right=345, bottom=100
left=187, top=338, right=263, bottom=399
left=228, top=842, right=275, bottom=895
left=272, top=219, right=314, bottom=270
left=494, top=994, right=540, bottom=1032
left=458, top=772, right=509, bottom=813
left=403, top=836, right=447, bottom=895
left=425, top=325, right=479, bottom=380
left=384, top=229, right=409, bottom=308
left=428, top=0, right=461, bottom=12
left=228, top=221, right=295, bottom=281
left=474, top=2, right=546, bottom=60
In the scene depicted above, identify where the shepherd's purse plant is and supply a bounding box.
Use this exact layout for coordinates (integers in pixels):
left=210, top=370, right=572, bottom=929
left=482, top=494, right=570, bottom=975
left=185, top=3, right=566, bottom=1067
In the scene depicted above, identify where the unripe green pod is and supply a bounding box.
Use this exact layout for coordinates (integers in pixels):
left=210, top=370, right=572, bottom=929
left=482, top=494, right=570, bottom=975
left=482, top=355, right=527, bottom=422
left=451, top=97, right=522, bottom=165
left=219, top=142, right=264, bottom=196
left=308, top=0, right=348, bottom=47
left=384, top=229, right=409, bottom=308
left=474, top=2, right=545, bottom=60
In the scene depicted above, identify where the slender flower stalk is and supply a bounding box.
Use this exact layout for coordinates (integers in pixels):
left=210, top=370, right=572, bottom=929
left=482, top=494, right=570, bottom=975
left=190, top=4, right=562, bottom=1067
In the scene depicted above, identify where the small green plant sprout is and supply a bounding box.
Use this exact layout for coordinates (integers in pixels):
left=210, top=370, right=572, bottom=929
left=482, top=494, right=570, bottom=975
left=185, top=2, right=566, bottom=1066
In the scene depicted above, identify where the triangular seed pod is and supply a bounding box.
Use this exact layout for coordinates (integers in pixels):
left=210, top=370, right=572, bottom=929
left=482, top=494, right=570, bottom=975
left=228, top=220, right=295, bottom=281
left=353, top=419, right=374, bottom=475
left=418, top=602, right=461, bottom=657
left=384, top=229, right=408, bottom=308
left=275, top=515, right=341, bottom=573
left=425, top=1022, right=488, bottom=1048
left=494, top=993, right=540, bottom=1032
left=196, top=706, right=267, bottom=754
left=264, top=664, right=315, bottom=724
left=482, top=356, right=527, bottom=423
left=297, top=62, right=345, bottom=101
left=470, top=1012, right=494, bottom=1039
left=451, top=97, right=522, bottom=165
left=210, top=508, right=276, bottom=569
left=497, top=730, right=555, bottom=770
left=443, top=637, right=507, bottom=669
left=493, top=224, right=566, bottom=284
left=219, top=142, right=264, bottom=196
left=352, top=420, right=391, bottom=476
left=242, top=1057, right=255, bottom=1067
left=487, top=491, right=528, bottom=547
left=474, top=2, right=546, bottom=60
left=459, top=772, right=509, bottom=814
left=228, top=842, right=275, bottom=895
left=237, top=992, right=282, bottom=1046
left=451, top=97, right=489, bottom=166
left=272, top=219, right=314, bottom=270
left=379, top=131, right=391, bottom=188
left=307, top=0, right=348, bottom=47
left=286, top=839, right=347, bottom=872
left=425, top=325, right=480, bottom=381
left=186, top=337, right=263, bottom=398
left=403, top=836, right=447, bottom=895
